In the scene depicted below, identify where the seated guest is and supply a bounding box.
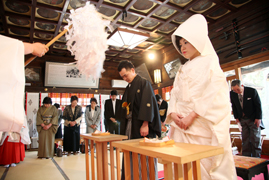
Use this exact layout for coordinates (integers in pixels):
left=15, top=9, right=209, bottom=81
left=63, top=96, right=83, bottom=156
left=36, top=97, right=58, bottom=158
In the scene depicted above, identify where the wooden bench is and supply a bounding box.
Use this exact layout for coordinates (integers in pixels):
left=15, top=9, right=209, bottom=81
left=234, top=155, right=269, bottom=180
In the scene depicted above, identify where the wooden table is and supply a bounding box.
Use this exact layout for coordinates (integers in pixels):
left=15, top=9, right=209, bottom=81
left=112, top=139, right=224, bottom=180
left=80, top=133, right=128, bottom=180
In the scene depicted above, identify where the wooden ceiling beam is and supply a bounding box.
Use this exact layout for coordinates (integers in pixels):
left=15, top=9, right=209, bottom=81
left=0, top=0, right=9, bottom=36
left=50, top=0, right=70, bottom=53
left=30, top=0, right=37, bottom=43
left=97, top=2, right=123, bottom=11
left=111, top=0, right=137, bottom=25
left=202, top=4, right=221, bottom=16
left=4, top=11, right=62, bottom=25
left=9, top=0, right=63, bottom=12
left=210, top=0, right=237, bottom=12
left=133, top=0, right=169, bottom=29
left=96, top=0, right=104, bottom=9
left=7, top=24, right=55, bottom=36
left=106, top=50, right=141, bottom=55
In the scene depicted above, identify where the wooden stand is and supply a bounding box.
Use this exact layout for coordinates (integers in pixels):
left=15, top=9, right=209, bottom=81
left=112, top=139, right=224, bottom=180
left=80, top=133, right=128, bottom=180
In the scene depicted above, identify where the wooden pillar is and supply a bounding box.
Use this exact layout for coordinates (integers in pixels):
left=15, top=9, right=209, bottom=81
left=234, top=65, right=242, bottom=80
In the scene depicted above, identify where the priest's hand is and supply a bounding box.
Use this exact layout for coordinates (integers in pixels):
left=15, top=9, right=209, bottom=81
left=178, top=111, right=198, bottom=130
left=23, top=42, right=48, bottom=57
left=140, top=121, right=149, bottom=137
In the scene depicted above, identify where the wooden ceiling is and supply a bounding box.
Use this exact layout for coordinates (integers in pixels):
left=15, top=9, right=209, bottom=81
left=0, top=0, right=255, bottom=64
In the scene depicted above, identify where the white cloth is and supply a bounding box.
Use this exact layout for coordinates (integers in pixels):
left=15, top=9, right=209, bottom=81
left=0, top=35, right=25, bottom=132
left=91, top=108, right=95, bottom=117
left=167, top=14, right=237, bottom=180
left=0, top=114, right=31, bottom=146
left=112, top=99, right=116, bottom=115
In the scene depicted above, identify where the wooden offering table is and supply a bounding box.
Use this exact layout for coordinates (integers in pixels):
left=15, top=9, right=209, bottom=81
left=80, top=133, right=128, bottom=180
left=112, top=139, right=224, bottom=180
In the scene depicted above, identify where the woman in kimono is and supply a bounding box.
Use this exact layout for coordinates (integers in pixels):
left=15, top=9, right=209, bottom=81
left=85, top=97, right=101, bottom=134
left=165, top=14, right=237, bottom=179
left=63, top=96, right=82, bottom=156
left=36, top=97, right=58, bottom=158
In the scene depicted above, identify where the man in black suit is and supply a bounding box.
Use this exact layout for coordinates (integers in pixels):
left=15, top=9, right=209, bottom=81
left=104, top=90, right=121, bottom=134
left=230, top=79, right=264, bottom=157
left=155, top=94, right=168, bottom=123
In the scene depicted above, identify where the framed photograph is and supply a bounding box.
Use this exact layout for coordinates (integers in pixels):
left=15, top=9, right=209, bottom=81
left=163, top=58, right=181, bottom=79
left=44, top=62, right=99, bottom=88
left=25, top=67, right=41, bottom=82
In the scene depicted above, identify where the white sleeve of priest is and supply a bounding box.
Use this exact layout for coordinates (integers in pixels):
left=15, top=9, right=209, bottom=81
left=0, top=35, right=25, bottom=132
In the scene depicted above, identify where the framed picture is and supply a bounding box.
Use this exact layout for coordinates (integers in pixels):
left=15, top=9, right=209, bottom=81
left=25, top=67, right=41, bottom=82
left=44, top=62, right=99, bottom=88
left=163, top=58, right=181, bottom=79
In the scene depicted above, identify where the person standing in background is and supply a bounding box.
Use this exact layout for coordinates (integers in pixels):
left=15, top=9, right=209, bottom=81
left=155, top=94, right=169, bottom=137
left=85, top=97, right=101, bottom=134
left=104, top=90, right=121, bottom=134
left=36, top=97, right=58, bottom=159
left=63, top=96, right=82, bottom=156
left=155, top=94, right=168, bottom=124
left=54, top=103, right=63, bottom=139
left=230, top=79, right=264, bottom=157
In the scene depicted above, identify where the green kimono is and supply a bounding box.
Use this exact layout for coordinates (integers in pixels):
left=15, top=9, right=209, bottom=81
left=36, top=105, right=58, bottom=158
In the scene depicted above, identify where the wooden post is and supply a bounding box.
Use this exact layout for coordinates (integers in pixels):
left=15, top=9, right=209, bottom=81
left=192, top=160, right=201, bottom=180
left=110, top=143, right=115, bottom=180
left=132, top=152, right=140, bottom=180
left=234, top=65, right=242, bottom=80
left=91, top=140, right=95, bottom=180
left=123, top=150, right=131, bottom=180
left=148, top=156, right=155, bottom=180
left=174, top=163, right=183, bottom=180
left=183, top=162, right=192, bottom=180
left=85, top=138, right=89, bottom=180
left=96, top=142, right=103, bottom=180
left=116, top=148, right=121, bottom=180
left=102, top=142, right=109, bottom=180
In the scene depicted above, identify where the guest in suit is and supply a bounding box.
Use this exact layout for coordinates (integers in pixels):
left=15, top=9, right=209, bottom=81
left=230, top=79, right=264, bottom=157
left=155, top=94, right=168, bottom=123
left=85, top=97, right=101, bottom=134
left=104, top=90, right=121, bottom=134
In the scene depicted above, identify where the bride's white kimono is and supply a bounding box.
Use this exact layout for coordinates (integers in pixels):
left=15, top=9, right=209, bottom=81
left=166, top=14, right=237, bottom=179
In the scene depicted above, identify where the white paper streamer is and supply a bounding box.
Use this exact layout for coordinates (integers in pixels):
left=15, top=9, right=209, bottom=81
left=65, top=2, right=110, bottom=78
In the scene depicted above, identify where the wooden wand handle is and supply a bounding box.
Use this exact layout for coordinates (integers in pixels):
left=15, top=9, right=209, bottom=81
left=24, top=12, right=112, bottom=67
left=24, top=25, right=72, bottom=67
